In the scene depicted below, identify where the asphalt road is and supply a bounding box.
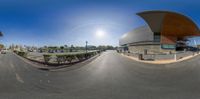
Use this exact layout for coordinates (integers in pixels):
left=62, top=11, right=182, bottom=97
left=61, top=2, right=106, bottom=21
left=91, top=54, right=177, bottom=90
left=1, top=51, right=200, bottom=99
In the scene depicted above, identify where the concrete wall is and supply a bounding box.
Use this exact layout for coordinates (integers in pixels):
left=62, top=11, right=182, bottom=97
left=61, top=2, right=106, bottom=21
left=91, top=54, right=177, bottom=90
left=128, top=45, right=161, bottom=54
left=128, top=45, right=175, bottom=54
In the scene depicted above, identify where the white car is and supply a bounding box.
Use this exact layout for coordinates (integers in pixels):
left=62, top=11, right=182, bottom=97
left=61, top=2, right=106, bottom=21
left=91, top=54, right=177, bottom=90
left=1, top=50, right=7, bottom=54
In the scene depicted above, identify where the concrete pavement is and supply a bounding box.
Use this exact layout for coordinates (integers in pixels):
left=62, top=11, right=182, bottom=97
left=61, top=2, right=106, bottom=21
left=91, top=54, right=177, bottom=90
left=122, top=52, right=200, bottom=64
left=0, top=51, right=200, bottom=99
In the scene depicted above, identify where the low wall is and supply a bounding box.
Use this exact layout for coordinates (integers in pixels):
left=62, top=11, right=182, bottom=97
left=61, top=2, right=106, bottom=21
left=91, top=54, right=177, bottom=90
left=128, top=45, right=175, bottom=54
left=123, top=51, right=198, bottom=61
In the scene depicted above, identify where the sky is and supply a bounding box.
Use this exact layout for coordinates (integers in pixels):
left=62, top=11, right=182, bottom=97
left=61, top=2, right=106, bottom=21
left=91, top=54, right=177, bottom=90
left=0, top=0, right=200, bottom=47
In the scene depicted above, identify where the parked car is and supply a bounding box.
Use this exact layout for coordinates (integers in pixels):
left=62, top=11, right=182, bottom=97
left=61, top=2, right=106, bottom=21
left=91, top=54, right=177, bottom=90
left=28, top=49, right=33, bottom=52
left=1, top=50, right=7, bottom=54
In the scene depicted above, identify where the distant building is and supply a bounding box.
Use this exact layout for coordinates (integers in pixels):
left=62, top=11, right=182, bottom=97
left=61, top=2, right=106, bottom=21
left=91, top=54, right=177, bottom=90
left=10, top=44, right=23, bottom=51
left=119, top=10, right=200, bottom=54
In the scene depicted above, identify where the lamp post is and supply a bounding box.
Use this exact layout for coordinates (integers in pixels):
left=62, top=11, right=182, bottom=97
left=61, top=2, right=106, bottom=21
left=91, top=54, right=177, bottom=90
left=86, top=41, right=88, bottom=53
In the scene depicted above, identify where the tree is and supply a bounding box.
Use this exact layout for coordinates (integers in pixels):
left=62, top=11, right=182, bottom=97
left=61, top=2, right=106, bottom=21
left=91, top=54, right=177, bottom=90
left=60, top=46, right=64, bottom=49
left=64, top=45, right=68, bottom=48
left=0, top=44, right=4, bottom=49
left=97, top=45, right=115, bottom=51
left=88, top=45, right=96, bottom=50
left=70, top=45, right=74, bottom=52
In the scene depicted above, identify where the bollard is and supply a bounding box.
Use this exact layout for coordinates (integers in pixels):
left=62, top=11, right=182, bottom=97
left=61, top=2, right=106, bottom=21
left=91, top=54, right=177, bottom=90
left=138, top=54, right=143, bottom=60
left=174, top=53, right=177, bottom=61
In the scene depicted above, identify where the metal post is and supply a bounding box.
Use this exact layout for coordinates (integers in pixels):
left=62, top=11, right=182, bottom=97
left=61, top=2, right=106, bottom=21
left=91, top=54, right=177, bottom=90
left=174, top=53, right=177, bottom=61
left=194, top=39, right=197, bottom=48
left=86, top=41, right=88, bottom=53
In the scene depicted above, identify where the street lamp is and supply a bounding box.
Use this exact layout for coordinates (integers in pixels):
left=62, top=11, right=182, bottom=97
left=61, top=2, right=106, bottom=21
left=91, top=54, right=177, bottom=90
left=86, top=41, right=88, bottom=53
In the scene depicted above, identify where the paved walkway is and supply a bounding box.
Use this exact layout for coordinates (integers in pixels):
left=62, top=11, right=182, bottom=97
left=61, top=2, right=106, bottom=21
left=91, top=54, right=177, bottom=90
left=122, top=53, right=200, bottom=64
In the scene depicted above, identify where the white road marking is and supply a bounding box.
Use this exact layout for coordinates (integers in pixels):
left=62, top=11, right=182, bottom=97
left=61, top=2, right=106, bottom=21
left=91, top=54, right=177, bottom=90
left=10, top=63, right=15, bottom=69
left=15, top=73, right=24, bottom=83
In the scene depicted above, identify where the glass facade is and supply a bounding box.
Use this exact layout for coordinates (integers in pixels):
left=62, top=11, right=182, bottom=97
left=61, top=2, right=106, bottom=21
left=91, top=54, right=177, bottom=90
left=161, top=44, right=176, bottom=49
left=154, top=32, right=161, bottom=42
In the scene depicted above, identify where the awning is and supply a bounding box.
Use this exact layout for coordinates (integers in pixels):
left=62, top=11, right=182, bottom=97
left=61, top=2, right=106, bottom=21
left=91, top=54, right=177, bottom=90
left=137, top=11, right=200, bottom=37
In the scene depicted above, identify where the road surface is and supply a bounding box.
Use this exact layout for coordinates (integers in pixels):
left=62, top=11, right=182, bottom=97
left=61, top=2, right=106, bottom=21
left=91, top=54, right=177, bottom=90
left=0, top=51, right=200, bottom=99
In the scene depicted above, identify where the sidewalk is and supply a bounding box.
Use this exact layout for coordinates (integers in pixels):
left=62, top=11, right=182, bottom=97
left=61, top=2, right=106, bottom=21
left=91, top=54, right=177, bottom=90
left=121, top=53, right=200, bottom=64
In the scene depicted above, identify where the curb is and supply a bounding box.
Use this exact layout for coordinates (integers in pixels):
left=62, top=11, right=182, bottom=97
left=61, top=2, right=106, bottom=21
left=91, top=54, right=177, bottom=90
left=120, top=53, right=200, bottom=65
left=13, top=52, right=100, bottom=71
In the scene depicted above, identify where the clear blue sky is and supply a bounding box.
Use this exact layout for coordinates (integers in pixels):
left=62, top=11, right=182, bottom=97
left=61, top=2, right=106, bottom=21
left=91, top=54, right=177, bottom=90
left=0, top=0, right=200, bottom=47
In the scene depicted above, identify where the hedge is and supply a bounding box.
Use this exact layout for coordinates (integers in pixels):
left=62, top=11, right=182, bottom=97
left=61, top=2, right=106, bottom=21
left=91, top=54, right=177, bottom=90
left=14, top=51, right=28, bottom=57
left=76, top=53, right=85, bottom=61
left=56, top=54, right=67, bottom=64
left=43, top=54, right=51, bottom=64
left=65, top=54, right=76, bottom=63
left=43, top=51, right=100, bottom=64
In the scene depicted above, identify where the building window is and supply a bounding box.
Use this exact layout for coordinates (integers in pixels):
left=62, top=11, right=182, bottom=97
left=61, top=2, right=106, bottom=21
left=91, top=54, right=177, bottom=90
left=161, top=44, right=176, bottom=49
left=154, top=32, right=161, bottom=42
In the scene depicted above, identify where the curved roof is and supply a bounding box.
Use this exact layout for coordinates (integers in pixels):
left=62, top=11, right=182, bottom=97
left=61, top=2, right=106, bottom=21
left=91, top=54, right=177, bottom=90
left=119, top=26, right=154, bottom=46
left=137, top=10, right=200, bottom=37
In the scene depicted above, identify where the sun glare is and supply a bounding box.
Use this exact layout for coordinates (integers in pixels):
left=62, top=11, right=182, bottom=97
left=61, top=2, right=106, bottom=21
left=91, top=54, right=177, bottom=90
left=96, top=29, right=105, bottom=38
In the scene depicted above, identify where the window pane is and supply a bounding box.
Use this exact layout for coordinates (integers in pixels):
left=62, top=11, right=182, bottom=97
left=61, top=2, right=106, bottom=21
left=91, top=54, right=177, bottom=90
left=161, top=44, right=175, bottom=49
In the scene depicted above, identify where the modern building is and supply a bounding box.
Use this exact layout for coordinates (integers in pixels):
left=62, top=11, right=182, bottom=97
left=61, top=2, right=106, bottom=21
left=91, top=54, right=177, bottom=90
left=119, top=10, right=200, bottom=54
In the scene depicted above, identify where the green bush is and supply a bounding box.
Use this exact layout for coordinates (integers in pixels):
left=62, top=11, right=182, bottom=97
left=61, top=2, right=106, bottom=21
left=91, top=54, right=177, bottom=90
left=76, top=53, right=85, bottom=61
left=13, top=50, right=17, bottom=53
left=17, top=51, right=27, bottom=57
left=97, top=50, right=101, bottom=54
left=65, top=54, right=76, bottom=63
left=84, top=53, right=90, bottom=59
left=92, top=52, right=97, bottom=56
left=85, top=52, right=93, bottom=58
left=44, top=51, right=99, bottom=64
left=56, top=54, right=67, bottom=64
left=43, top=54, right=52, bottom=63
left=84, top=51, right=100, bottom=58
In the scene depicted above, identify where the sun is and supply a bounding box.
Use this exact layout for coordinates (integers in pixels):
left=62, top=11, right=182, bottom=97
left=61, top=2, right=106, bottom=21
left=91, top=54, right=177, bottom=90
left=96, top=29, right=105, bottom=38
